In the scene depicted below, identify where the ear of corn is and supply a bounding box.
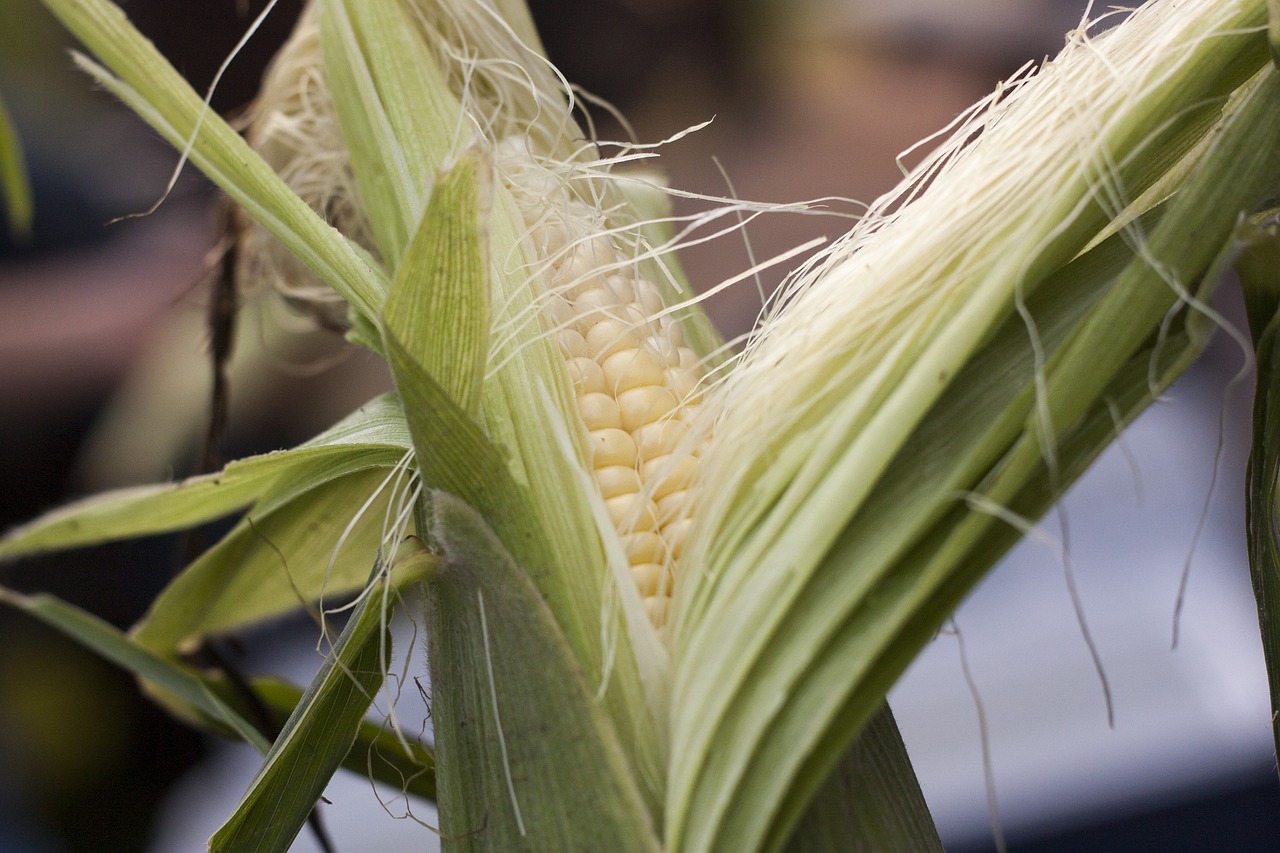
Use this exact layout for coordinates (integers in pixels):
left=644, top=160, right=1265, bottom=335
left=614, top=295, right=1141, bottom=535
left=5, top=0, right=1280, bottom=851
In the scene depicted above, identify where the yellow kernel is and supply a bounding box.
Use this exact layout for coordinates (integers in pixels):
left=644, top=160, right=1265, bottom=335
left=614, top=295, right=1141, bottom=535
left=585, top=318, right=644, bottom=359
left=641, top=454, right=698, bottom=501
left=602, top=273, right=639, bottom=304
left=605, top=494, right=659, bottom=531
left=679, top=403, right=704, bottom=426
left=643, top=595, right=670, bottom=626
left=655, top=490, right=689, bottom=525
left=636, top=281, right=664, bottom=316
left=653, top=335, right=682, bottom=367
left=532, top=219, right=568, bottom=257
left=555, top=240, right=616, bottom=297
left=677, top=346, right=700, bottom=370
left=601, top=348, right=666, bottom=394
left=664, top=317, right=687, bottom=348
left=622, top=531, right=666, bottom=564
left=662, top=517, right=693, bottom=559
left=633, top=419, right=690, bottom=460
left=544, top=294, right=574, bottom=327
left=572, top=287, right=621, bottom=326
left=557, top=328, right=587, bottom=357
left=567, top=357, right=605, bottom=394
left=618, top=386, right=677, bottom=432
left=590, top=428, right=637, bottom=467
left=664, top=366, right=701, bottom=402
left=596, top=465, right=641, bottom=499
left=632, top=562, right=674, bottom=597
left=579, top=392, right=621, bottom=430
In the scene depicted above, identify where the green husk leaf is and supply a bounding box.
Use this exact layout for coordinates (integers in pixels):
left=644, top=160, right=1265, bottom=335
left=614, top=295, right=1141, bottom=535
left=0, top=587, right=271, bottom=752
left=0, top=394, right=409, bottom=560
left=250, top=676, right=437, bottom=804
left=35, top=0, right=387, bottom=334
left=782, top=704, right=942, bottom=852
left=1269, top=0, right=1280, bottom=67
left=383, top=151, right=491, bottom=415
left=1240, top=217, right=1280, bottom=769
left=672, top=59, right=1280, bottom=853
left=319, top=0, right=465, bottom=262
left=425, top=492, right=660, bottom=852
left=0, top=90, right=32, bottom=241
left=132, top=466, right=406, bottom=653
left=209, top=560, right=399, bottom=853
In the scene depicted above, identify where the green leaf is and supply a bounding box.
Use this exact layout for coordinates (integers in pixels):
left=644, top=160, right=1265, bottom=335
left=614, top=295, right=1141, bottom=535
left=670, top=63, right=1280, bottom=853
left=0, top=587, right=270, bottom=753
left=383, top=151, right=491, bottom=415
left=425, top=492, right=660, bottom=852
left=0, top=90, right=32, bottom=241
left=250, top=676, right=437, bottom=804
left=1269, top=0, right=1280, bottom=68
left=209, top=560, right=398, bottom=853
left=319, top=0, right=464, bottom=262
left=132, top=466, right=407, bottom=653
left=782, top=704, right=941, bottom=853
left=0, top=584, right=438, bottom=805
left=1240, top=217, right=1280, bottom=773
left=36, top=0, right=388, bottom=333
left=1, top=394, right=409, bottom=559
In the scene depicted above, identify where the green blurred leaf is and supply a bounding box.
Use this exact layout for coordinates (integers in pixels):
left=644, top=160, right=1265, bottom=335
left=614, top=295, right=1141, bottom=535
left=209, top=561, right=396, bottom=853
left=0, top=394, right=409, bottom=560
left=1269, top=0, right=1280, bottom=67
left=0, top=587, right=271, bottom=752
left=425, top=492, right=660, bottom=852
left=0, top=90, right=32, bottom=241
left=1240, top=218, right=1280, bottom=771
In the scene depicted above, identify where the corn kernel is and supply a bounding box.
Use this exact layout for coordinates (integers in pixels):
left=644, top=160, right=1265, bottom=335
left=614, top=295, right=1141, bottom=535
left=567, top=357, right=605, bottom=394
left=579, top=392, right=622, bottom=430
left=596, top=465, right=642, bottom=499
left=633, top=419, right=690, bottom=460
left=641, top=454, right=698, bottom=501
left=618, top=386, right=678, bottom=432
left=605, top=494, right=659, bottom=531
left=557, top=328, right=587, bottom=357
left=590, top=428, right=637, bottom=467
left=602, top=348, right=666, bottom=394
left=632, top=562, right=674, bottom=597
left=622, top=531, right=666, bottom=564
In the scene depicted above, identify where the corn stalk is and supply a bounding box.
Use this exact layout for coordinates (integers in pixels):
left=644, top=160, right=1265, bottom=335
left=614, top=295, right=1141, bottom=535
left=3, top=0, right=1280, bottom=851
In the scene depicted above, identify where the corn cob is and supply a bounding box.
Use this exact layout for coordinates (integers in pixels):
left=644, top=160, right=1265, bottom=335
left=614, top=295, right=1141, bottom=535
left=496, top=140, right=709, bottom=627
left=537, top=209, right=706, bottom=626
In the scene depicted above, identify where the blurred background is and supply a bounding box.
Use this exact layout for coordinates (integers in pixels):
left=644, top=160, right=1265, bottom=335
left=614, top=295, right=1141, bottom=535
left=1, top=0, right=1277, bottom=850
